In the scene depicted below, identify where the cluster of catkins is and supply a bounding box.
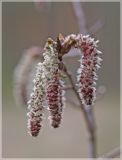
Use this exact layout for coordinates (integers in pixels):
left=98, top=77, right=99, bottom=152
left=27, top=34, right=102, bottom=137
left=27, top=39, right=65, bottom=137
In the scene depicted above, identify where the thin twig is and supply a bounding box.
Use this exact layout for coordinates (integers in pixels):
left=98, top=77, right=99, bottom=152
left=72, top=1, right=104, bottom=36
left=72, top=1, right=88, bottom=34
left=62, top=63, right=97, bottom=158
left=63, top=85, right=73, bottom=90
left=84, top=104, right=96, bottom=158
left=89, top=19, right=105, bottom=36
left=14, top=47, right=42, bottom=107
left=100, top=147, right=120, bottom=158
left=64, top=84, right=106, bottom=101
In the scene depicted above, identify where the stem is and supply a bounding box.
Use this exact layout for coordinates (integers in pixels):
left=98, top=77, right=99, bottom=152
left=100, top=147, right=120, bottom=158
left=63, top=85, right=73, bottom=90
left=84, top=105, right=96, bottom=158
left=72, top=1, right=104, bottom=36
left=63, top=63, right=97, bottom=158
left=89, top=19, right=104, bottom=36
left=72, top=1, right=88, bottom=34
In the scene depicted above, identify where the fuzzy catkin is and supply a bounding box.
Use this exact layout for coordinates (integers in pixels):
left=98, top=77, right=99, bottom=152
left=27, top=62, right=45, bottom=137
left=27, top=39, right=65, bottom=136
left=77, top=35, right=102, bottom=105
left=47, top=70, right=65, bottom=128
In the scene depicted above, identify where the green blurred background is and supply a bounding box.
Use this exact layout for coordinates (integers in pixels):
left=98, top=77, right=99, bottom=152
left=2, top=2, right=120, bottom=158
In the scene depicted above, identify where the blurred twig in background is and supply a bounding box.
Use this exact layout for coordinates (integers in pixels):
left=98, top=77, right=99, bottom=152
left=99, top=147, right=120, bottom=158
left=62, top=63, right=97, bottom=158
left=72, top=1, right=104, bottom=36
left=13, top=47, right=42, bottom=107
left=89, top=19, right=105, bottom=36
left=72, top=1, right=87, bottom=34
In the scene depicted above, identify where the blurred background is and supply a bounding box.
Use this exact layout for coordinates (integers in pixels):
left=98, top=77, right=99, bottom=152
left=2, top=1, right=120, bottom=158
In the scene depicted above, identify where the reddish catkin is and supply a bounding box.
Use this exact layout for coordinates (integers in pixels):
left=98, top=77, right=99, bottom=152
left=47, top=70, right=65, bottom=128
left=27, top=106, right=43, bottom=137
left=27, top=39, right=61, bottom=136
left=77, top=35, right=102, bottom=105
left=27, top=62, right=45, bottom=137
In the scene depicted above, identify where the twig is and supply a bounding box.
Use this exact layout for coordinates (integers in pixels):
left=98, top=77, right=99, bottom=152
left=72, top=1, right=104, bottom=36
left=72, top=1, right=88, bottom=34
left=14, top=47, right=42, bottom=107
left=100, top=147, right=120, bottom=158
left=62, top=63, right=97, bottom=158
left=63, top=85, right=73, bottom=90
left=64, top=84, right=106, bottom=101
left=84, top=104, right=96, bottom=158
left=89, top=19, right=105, bottom=36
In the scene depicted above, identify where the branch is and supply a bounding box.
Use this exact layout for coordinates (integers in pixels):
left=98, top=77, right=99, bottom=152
left=13, top=47, right=42, bottom=107
left=62, top=63, right=97, bottom=158
left=100, top=147, right=120, bottom=158
left=72, top=1, right=104, bottom=36
left=72, top=1, right=88, bottom=34
left=89, top=19, right=105, bottom=36
left=63, top=85, right=73, bottom=90
left=64, top=84, right=106, bottom=101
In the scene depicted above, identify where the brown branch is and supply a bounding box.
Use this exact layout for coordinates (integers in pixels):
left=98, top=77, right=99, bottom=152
left=62, top=63, right=97, bottom=158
